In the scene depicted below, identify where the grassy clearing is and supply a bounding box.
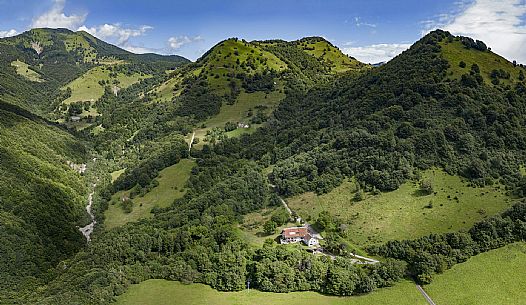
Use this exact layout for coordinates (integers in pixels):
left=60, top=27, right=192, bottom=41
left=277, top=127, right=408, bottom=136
left=192, top=88, right=285, bottom=148
left=62, top=66, right=150, bottom=105
left=64, top=34, right=97, bottom=62
left=149, top=75, right=183, bottom=103
left=104, top=159, right=195, bottom=229
left=11, top=60, right=44, bottom=82
left=441, top=39, right=524, bottom=85
left=287, top=169, right=514, bottom=247
left=200, top=39, right=287, bottom=94
left=110, top=169, right=126, bottom=183
left=425, top=242, right=526, bottom=305
left=238, top=206, right=295, bottom=247
left=298, top=39, right=367, bottom=73
left=114, top=279, right=426, bottom=305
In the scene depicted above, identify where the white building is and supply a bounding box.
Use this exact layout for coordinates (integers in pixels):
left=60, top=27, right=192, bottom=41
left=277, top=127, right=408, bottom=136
left=280, top=226, right=319, bottom=247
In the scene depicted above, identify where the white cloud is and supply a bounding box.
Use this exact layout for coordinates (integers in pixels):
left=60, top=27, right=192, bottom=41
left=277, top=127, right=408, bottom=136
left=32, top=0, right=86, bottom=29
left=423, top=0, right=526, bottom=63
left=0, top=29, right=18, bottom=38
left=123, top=45, right=156, bottom=54
left=78, top=24, right=153, bottom=46
left=342, top=43, right=411, bottom=64
left=354, top=17, right=377, bottom=28
left=168, top=35, right=203, bottom=50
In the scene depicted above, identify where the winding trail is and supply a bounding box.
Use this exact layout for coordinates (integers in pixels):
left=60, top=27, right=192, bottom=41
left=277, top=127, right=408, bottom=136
left=416, top=285, right=437, bottom=305
left=79, top=184, right=96, bottom=242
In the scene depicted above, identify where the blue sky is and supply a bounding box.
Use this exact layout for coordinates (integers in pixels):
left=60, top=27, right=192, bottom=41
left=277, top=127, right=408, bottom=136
left=0, top=0, right=525, bottom=63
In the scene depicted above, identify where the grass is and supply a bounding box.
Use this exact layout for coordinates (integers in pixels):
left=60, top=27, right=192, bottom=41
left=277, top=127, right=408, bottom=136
left=149, top=75, right=183, bottom=103
left=114, top=279, right=426, bottom=305
left=238, top=206, right=294, bottom=247
left=110, top=168, right=126, bottom=183
left=104, top=159, right=195, bottom=229
left=200, top=39, right=287, bottom=94
left=298, top=39, right=368, bottom=73
left=62, top=66, right=150, bottom=105
left=425, top=242, right=526, bottom=305
left=63, top=34, right=97, bottom=62
left=192, top=88, right=285, bottom=148
left=440, top=38, right=524, bottom=86
left=287, top=169, right=515, bottom=247
left=10, top=60, right=44, bottom=82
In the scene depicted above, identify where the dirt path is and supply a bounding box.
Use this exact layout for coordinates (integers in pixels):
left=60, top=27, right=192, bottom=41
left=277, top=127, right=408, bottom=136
left=79, top=184, right=96, bottom=242
left=416, top=285, right=437, bottom=305
left=188, top=131, right=195, bottom=156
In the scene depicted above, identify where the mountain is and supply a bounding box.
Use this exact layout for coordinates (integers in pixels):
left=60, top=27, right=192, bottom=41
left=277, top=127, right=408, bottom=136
left=0, top=28, right=188, bottom=116
left=0, top=100, right=88, bottom=296
left=3, top=29, right=526, bottom=304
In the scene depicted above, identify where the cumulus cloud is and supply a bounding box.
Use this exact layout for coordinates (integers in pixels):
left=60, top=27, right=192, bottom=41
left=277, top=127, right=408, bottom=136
left=78, top=24, right=153, bottom=46
left=342, top=43, right=411, bottom=64
left=423, top=0, right=526, bottom=63
left=0, top=29, right=18, bottom=38
left=168, top=35, right=203, bottom=50
left=32, top=0, right=86, bottom=29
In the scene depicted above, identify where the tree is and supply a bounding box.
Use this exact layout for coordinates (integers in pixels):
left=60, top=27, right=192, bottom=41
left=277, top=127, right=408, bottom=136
left=519, top=70, right=525, bottom=81
left=263, top=220, right=277, bottom=235
left=419, top=179, right=433, bottom=195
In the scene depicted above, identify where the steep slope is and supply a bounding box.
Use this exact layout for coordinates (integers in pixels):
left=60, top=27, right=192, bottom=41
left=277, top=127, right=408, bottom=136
left=0, top=28, right=189, bottom=116
left=0, top=101, right=88, bottom=296
left=223, top=30, right=526, bottom=197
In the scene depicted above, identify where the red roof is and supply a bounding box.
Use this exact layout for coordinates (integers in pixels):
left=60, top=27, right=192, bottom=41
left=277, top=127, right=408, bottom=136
left=282, top=227, right=308, bottom=238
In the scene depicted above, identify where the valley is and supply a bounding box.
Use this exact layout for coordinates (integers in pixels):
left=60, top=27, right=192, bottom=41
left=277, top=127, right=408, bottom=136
left=1, top=25, right=526, bottom=305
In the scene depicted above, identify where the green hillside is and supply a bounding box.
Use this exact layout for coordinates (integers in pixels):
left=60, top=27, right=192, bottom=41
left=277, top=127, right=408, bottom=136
left=0, top=28, right=188, bottom=116
left=441, top=37, right=525, bottom=86
left=426, top=242, right=526, bottom=305
left=0, top=101, right=88, bottom=297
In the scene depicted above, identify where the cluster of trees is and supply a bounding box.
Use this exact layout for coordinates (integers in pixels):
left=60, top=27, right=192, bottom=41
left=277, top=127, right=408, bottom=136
left=213, top=30, right=526, bottom=198
left=0, top=104, right=88, bottom=301
left=368, top=201, right=526, bottom=284
left=460, top=36, right=488, bottom=51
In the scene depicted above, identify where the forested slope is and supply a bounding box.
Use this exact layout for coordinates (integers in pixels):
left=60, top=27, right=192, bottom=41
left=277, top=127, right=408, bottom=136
left=0, top=100, right=88, bottom=300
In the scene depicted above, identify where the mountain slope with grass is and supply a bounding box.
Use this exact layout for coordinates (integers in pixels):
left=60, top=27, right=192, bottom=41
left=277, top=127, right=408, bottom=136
left=3, top=29, right=526, bottom=305
left=0, top=28, right=188, bottom=116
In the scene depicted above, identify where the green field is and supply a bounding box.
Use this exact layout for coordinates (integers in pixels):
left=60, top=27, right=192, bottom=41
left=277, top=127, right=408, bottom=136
left=104, top=159, right=195, bottom=229
left=288, top=169, right=515, bottom=247
left=238, top=206, right=295, bottom=247
left=110, top=168, right=126, bottom=182
left=299, top=39, right=367, bottom=73
left=441, top=39, right=524, bottom=85
left=114, top=279, right=426, bottom=305
left=149, top=75, right=183, bottom=103
left=192, top=88, right=285, bottom=148
left=62, top=66, right=150, bottom=105
left=11, top=60, right=44, bottom=82
left=426, top=242, right=526, bottom=305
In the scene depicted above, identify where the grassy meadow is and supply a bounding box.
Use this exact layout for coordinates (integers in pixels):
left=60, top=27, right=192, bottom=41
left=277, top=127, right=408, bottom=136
left=114, top=279, right=426, bottom=305
left=287, top=169, right=515, bottom=247
left=426, top=242, right=526, bottom=305
left=441, top=39, right=524, bottom=85
left=11, top=60, right=44, bottom=82
left=62, top=65, right=150, bottom=105
left=104, top=159, right=195, bottom=229
left=299, top=40, right=367, bottom=73
left=238, top=206, right=295, bottom=247
left=192, top=88, right=285, bottom=148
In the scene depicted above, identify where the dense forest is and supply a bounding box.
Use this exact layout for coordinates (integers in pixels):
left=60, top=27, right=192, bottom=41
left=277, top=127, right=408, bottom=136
left=1, top=28, right=526, bottom=304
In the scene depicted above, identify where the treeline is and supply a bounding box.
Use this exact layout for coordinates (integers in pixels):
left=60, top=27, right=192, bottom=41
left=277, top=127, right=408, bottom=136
left=113, top=138, right=188, bottom=191
left=212, top=30, right=526, bottom=198
left=368, top=201, right=526, bottom=284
